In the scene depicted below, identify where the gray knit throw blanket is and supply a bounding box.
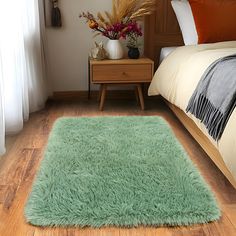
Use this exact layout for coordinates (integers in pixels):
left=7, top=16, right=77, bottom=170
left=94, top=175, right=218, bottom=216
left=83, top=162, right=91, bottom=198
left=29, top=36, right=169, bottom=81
left=186, top=54, right=236, bottom=141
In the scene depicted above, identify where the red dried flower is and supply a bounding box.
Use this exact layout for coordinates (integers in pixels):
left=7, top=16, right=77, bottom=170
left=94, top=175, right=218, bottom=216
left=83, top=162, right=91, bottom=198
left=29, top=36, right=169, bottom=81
left=79, top=11, right=143, bottom=41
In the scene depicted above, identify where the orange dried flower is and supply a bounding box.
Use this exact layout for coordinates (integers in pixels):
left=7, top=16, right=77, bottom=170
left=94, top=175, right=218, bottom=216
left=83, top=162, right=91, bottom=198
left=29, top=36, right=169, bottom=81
left=89, top=20, right=98, bottom=29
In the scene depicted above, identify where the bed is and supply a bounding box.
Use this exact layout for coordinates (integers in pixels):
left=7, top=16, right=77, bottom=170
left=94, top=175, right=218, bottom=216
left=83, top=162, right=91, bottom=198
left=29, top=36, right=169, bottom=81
left=159, top=47, right=178, bottom=64
left=144, top=0, right=236, bottom=188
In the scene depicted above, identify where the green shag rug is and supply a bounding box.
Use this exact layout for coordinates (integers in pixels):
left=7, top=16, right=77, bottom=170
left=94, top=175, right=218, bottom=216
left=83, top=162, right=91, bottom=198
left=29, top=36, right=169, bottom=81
left=25, top=116, right=220, bottom=227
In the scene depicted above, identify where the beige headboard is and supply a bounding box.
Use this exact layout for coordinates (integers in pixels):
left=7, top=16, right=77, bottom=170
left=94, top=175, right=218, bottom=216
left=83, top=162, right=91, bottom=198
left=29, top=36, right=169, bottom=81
left=144, top=0, right=184, bottom=67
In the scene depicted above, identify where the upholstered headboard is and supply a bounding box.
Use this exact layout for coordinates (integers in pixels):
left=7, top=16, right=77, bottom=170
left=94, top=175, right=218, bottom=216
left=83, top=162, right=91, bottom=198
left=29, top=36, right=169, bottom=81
left=144, top=0, right=184, bottom=67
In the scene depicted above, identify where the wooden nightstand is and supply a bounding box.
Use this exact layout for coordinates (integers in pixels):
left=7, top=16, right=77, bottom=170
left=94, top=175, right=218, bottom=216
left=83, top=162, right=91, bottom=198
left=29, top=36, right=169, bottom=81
left=89, top=57, right=154, bottom=111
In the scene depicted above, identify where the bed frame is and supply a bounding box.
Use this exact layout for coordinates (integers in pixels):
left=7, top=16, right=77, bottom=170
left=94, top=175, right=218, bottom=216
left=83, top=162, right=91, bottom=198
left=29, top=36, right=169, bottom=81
left=144, top=0, right=236, bottom=188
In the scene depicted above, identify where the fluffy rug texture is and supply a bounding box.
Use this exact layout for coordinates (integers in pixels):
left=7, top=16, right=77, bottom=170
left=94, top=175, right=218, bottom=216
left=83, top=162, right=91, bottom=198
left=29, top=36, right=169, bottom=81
left=25, top=116, right=220, bottom=227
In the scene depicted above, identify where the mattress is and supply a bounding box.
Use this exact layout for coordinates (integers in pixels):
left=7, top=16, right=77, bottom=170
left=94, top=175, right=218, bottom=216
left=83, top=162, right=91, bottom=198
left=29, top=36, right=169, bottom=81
left=159, top=47, right=178, bottom=63
left=149, top=41, right=236, bottom=181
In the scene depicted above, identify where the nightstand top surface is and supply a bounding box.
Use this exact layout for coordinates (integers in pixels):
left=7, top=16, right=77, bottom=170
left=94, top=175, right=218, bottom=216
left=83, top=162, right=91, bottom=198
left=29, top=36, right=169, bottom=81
left=90, top=57, right=154, bottom=65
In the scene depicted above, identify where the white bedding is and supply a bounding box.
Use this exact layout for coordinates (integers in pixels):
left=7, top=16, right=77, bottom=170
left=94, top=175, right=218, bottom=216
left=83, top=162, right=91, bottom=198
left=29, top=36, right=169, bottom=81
left=149, top=41, right=236, bottom=181
left=160, top=47, right=178, bottom=63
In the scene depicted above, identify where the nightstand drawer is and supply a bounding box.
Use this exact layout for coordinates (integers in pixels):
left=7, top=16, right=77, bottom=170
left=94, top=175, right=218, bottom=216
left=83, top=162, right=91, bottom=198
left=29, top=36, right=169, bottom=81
left=92, top=64, right=152, bottom=83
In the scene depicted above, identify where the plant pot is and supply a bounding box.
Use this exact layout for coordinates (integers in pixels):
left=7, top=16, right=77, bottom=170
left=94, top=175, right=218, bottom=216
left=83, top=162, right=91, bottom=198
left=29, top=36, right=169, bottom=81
left=128, top=47, right=140, bottom=59
left=106, top=39, right=124, bottom=60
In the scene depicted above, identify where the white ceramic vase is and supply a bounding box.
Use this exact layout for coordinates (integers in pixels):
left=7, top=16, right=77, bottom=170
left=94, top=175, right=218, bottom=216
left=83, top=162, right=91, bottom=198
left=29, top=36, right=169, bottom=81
left=106, top=39, right=124, bottom=60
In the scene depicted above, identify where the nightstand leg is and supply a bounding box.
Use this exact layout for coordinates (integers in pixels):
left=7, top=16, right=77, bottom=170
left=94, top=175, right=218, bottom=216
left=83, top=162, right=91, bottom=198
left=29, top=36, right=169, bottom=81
left=99, top=84, right=107, bottom=111
left=137, top=84, right=145, bottom=110
left=97, top=84, right=102, bottom=102
left=135, top=86, right=140, bottom=104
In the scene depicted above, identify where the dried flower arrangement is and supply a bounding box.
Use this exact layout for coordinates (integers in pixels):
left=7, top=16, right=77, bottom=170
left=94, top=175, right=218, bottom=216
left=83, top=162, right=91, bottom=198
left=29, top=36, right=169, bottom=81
left=79, top=0, right=156, bottom=40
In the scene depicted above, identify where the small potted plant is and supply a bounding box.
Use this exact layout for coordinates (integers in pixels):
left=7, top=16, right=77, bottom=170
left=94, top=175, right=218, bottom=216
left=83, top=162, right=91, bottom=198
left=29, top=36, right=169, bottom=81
left=126, top=22, right=143, bottom=59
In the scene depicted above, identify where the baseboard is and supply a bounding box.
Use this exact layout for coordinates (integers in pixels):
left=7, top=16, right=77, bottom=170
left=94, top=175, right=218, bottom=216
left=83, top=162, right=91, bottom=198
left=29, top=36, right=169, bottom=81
left=52, top=91, right=95, bottom=100
left=51, top=89, right=156, bottom=101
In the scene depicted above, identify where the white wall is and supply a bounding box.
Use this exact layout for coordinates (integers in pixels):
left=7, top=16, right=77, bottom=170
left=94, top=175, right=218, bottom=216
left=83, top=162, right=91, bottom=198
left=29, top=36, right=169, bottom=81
left=44, top=0, right=144, bottom=92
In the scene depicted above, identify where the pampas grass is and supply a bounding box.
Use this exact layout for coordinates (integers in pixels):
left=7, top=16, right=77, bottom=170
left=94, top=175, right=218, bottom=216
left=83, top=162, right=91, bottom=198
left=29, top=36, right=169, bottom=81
left=97, top=0, right=156, bottom=26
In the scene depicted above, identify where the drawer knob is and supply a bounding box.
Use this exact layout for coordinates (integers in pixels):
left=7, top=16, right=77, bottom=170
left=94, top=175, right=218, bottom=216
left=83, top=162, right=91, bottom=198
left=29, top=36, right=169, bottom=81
left=122, top=72, right=127, bottom=76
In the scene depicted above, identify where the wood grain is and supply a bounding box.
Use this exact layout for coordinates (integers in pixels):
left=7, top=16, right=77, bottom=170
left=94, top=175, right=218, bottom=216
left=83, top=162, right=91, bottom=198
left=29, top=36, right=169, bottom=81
left=92, top=64, right=152, bottom=83
left=90, top=58, right=154, bottom=84
left=137, top=84, right=145, bottom=110
left=0, top=98, right=236, bottom=236
left=166, top=101, right=236, bottom=189
left=99, top=84, right=107, bottom=111
left=89, top=57, right=154, bottom=111
left=144, top=0, right=184, bottom=67
left=90, top=58, right=154, bottom=66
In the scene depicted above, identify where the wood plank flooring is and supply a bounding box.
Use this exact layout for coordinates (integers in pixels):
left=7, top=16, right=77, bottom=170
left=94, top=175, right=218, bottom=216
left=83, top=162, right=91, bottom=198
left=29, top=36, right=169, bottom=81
left=1, top=97, right=236, bottom=236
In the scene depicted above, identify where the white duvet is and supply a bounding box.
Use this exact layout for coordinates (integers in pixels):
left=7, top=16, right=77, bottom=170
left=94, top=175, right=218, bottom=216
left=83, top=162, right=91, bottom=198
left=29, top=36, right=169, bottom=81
left=149, top=41, right=236, bottom=180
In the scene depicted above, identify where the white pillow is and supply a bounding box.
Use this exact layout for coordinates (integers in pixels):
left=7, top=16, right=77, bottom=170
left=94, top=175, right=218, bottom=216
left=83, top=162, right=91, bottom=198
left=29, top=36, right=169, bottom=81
left=171, top=0, right=198, bottom=45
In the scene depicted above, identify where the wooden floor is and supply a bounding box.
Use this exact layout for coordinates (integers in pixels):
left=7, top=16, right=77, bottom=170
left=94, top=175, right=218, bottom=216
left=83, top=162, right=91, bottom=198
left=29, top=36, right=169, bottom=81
left=1, top=97, right=236, bottom=236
